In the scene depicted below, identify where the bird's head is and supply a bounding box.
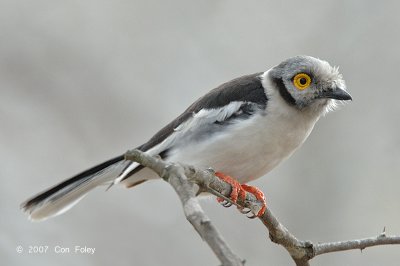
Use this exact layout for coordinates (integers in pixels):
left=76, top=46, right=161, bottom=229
left=268, top=55, right=352, bottom=114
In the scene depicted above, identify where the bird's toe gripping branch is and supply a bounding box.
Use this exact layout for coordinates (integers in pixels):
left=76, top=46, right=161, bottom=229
left=241, top=184, right=266, bottom=218
left=215, top=172, right=266, bottom=217
left=215, top=172, right=245, bottom=207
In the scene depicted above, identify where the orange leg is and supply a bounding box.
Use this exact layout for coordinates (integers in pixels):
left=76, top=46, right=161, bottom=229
left=241, top=184, right=266, bottom=217
left=215, top=172, right=245, bottom=203
left=215, top=172, right=266, bottom=217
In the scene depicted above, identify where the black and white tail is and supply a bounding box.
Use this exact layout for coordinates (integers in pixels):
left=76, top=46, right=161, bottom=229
left=21, top=155, right=131, bottom=221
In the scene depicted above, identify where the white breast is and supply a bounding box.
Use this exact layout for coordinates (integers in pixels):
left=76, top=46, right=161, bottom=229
left=167, top=76, right=321, bottom=183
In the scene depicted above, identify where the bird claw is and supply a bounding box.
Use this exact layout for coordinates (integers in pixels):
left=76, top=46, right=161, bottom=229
left=239, top=208, right=251, bottom=214
left=217, top=194, right=234, bottom=208
left=215, top=172, right=267, bottom=218
left=246, top=213, right=258, bottom=219
left=221, top=200, right=232, bottom=208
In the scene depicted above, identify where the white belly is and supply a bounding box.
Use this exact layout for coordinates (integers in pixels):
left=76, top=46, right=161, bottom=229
left=168, top=100, right=320, bottom=183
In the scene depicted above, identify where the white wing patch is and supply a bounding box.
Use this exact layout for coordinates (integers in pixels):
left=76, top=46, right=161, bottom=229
left=175, top=101, right=244, bottom=131
left=161, top=101, right=245, bottom=152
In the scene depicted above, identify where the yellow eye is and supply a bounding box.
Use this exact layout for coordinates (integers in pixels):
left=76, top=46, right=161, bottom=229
left=293, top=73, right=312, bottom=90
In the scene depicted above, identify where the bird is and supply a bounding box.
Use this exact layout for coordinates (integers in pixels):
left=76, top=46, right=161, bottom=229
left=21, top=55, right=352, bottom=221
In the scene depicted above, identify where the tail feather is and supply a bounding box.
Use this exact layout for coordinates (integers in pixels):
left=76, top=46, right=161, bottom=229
left=21, top=155, right=128, bottom=221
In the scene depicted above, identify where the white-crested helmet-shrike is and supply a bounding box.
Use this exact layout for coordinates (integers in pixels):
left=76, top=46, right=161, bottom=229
left=22, top=55, right=352, bottom=221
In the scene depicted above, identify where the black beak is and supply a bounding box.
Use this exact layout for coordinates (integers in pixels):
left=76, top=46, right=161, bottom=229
left=318, top=88, right=352, bottom=101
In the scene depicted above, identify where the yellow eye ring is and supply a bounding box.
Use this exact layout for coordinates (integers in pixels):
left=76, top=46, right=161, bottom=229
left=293, top=73, right=312, bottom=90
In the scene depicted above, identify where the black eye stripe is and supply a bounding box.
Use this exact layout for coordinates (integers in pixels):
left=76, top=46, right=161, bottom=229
left=273, top=77, right=296, bottom=106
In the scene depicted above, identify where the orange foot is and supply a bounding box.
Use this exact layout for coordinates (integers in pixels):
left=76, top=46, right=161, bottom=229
left=215, top=172, right=266, bottom=217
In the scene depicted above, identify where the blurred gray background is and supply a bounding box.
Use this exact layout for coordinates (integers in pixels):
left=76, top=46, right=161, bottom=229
left=1, top=0, right=399, bottom=265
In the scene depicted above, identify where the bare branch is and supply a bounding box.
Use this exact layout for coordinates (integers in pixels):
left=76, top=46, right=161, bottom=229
left=124, top=149, right=400, bottom=265
left=125, top=149, right=244, bottom=266
left=258, top=208, right=400, bottom=264
left=313, top=234, right=400, bottom=256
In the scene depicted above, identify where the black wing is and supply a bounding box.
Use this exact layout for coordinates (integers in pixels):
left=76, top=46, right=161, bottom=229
left=140, top=72, right=267, bottom=151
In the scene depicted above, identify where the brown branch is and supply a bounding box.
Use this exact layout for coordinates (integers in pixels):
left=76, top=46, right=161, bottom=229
left=124, top=149, right=400, bottom=266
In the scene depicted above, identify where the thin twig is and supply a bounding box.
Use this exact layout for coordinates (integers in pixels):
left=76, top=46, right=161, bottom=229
left=313, top=234, right=400, bottom=256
